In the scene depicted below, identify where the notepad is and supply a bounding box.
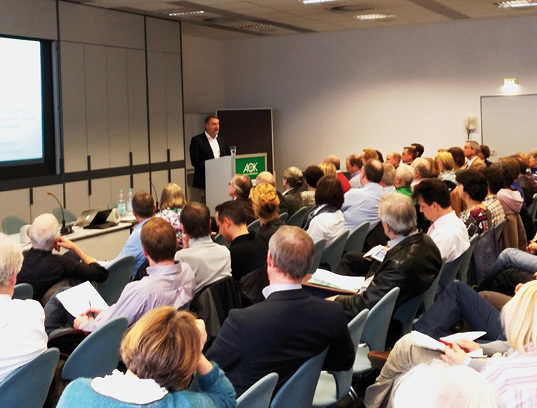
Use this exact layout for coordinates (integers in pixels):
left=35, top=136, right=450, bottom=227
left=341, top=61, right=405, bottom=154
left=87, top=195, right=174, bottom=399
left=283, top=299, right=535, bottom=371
left=56, top=281, right=109, bottom=317
left=411, top=330, right=485, bottom=357
left=308, top=269, right=365, bottom=292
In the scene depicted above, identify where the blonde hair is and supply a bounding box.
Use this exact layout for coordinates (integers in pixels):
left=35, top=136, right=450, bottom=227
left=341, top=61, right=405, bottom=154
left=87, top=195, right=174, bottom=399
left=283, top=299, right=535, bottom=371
left=435, top=151, right=455, bottom=172
left=318, top=162, right=337, bottom=177
left=362, top=147, right=379, bottom=161
left=502, top=280, right=537, bottom=353
left=160, top=183, right=186, bottom=210
left=121, top=307, right=200, bottom=391
left=250, top=183, right=280, bottom=221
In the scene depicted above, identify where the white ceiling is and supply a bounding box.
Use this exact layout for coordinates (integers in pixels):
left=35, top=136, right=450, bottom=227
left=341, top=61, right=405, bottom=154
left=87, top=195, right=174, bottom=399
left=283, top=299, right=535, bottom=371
left=64, top=0, right=537, bottom=39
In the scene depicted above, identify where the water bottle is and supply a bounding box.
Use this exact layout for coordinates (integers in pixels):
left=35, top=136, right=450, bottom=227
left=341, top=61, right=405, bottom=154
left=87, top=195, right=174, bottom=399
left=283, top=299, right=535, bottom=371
left=127, top=188, right=133, bottom=214
left=118, top=189, right=126, bottom=216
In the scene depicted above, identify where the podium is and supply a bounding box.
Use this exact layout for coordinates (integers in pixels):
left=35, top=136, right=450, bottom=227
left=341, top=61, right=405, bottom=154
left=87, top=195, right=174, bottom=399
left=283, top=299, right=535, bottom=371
left=205, top=153, right=267, bottom=213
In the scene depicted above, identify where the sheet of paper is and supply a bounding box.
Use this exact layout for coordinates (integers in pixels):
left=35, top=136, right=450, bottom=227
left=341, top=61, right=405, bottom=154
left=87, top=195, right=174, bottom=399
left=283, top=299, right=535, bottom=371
left=363, top=244, right=387, bottom=262
left=55, top=281, right=109, bottom=317
left=441, top=331, right=486, bottom=342
left=411, top=330, right=446, bottom=352
left=308, top=269, right=365, bottom=291
left=412, top=331, right=487, bottom=357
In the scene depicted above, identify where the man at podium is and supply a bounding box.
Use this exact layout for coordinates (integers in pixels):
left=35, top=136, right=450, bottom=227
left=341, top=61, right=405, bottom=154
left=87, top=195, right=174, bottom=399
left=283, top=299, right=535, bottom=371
left=190, top=115, right=230, bottom=192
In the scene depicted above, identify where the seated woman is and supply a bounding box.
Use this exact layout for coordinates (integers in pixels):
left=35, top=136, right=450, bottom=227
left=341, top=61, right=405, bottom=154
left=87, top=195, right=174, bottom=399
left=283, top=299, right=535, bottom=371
left=455, top=169, right=492, bottom=237
left=304, top=176, right=345, bottom=248
left=301, top=165, right=324, bottom=207
left=57, top=306, right=235, bottom=408
left=495, top=158, right=524, bottom=216
left=156, top=183, right=186, bottom=247
left=435, top=151, right=457, bottom=186
left=250, top=183, right=283, bottom=247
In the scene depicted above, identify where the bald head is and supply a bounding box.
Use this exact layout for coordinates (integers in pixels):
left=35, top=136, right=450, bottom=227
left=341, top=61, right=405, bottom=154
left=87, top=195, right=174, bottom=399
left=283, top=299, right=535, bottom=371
left=411, top=158, right=431, bottom=180
left=323, top=155, right=341, bottom=171
left=255, top=171, right=275, bottom=187
left=30, top=213, right=60, bottom=251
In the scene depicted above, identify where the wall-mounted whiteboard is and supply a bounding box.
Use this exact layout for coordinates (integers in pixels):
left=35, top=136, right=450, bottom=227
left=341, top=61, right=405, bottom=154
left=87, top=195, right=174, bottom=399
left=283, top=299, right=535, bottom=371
left=481, top=94, right=537, bottom=159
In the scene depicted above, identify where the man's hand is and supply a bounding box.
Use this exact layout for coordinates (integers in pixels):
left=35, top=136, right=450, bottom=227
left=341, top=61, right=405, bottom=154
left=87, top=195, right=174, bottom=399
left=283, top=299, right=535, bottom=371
left=440, top=342, right=469, bottom=365
left=73, top=307, right=102, bottom=329
left=527, top=241, right=537, bottom=255
left=56, top=236, right=76, bottom=251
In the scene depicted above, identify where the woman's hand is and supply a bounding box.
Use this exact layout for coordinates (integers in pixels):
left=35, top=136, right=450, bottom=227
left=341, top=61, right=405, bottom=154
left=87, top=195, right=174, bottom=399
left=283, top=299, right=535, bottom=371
left=440, top=342, right=469, bottom=366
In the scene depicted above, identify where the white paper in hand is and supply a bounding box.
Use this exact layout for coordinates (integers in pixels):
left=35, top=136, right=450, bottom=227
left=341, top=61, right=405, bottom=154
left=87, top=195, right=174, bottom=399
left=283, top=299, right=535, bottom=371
left=56, top=281, right=109, bottom=317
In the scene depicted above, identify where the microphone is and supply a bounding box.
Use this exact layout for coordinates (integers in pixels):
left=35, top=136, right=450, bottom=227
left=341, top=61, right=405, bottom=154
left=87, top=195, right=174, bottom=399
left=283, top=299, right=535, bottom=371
left=47, top=192, right=73, bottom=235
left=150, top=181, right=159, bottom=210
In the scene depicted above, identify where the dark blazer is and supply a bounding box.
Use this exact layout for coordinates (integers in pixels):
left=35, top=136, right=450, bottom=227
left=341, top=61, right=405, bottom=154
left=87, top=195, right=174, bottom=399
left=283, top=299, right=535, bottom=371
left=206, top=288, right=355, bottom=397
left=189, top=133, right=229, bottom=189
left=282, top=187, right=303, bottom=216
left=336, top=232, right=442, bottom=315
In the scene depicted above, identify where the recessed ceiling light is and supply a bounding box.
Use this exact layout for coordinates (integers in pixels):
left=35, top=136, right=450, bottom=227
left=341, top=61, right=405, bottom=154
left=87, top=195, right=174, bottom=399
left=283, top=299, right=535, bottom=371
left=169, top=10, right=204, bottom=16
left=354, top=13, right=396, bottom=21
left=301, top=0, right=339, bottom=4
left=497, top=1, right=537, bottom=8
left=236, top=23, right=273, bottom=30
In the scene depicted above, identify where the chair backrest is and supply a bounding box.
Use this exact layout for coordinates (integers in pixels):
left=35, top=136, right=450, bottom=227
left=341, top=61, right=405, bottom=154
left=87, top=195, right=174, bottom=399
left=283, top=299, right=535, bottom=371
left=493, top=218, right=507, bottom=242
left=270, top=348, right=329, bottom=408
left=278, top=212, right=289, bottom=223
left=61, top=317, right=129, bottom=381
left=457, top=234, right=478, bottom=284
left=237, top=373, right=279, bottom=408
left=529, top=193, right=537, bottom=222
left=307, top=239, right=326, bottom=275
left=247, top=218, right=261, bottom=233
left=436, top=255, right=464, bottom=299
left=320, top=230, right=350, bottom=272
left=13, top=282, right=34, bottom=300
left=213, top=233, right=229, bottom=247
left=2, top=215, right=27, bottom=234
left=53, top=207, right=77, bottom=223
left=98, top=255, right=135, bottom=304
left=392, top=292, right=424, bottom=338
left=361, top=287, right=400, bottom=352
left=344, top=221, right=370, bottom=253
left=348, top=308, right=369, bottom=348
left=0, top=348, right=60, bottom=408
left=286, top=206, right=310, bottom=227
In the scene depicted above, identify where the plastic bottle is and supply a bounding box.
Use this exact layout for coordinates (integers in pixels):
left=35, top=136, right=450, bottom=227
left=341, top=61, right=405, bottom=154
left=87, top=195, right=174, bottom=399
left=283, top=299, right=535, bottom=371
left=118, top=189, right=126, bottom=216
left=127, top=188, right=133, bottom=214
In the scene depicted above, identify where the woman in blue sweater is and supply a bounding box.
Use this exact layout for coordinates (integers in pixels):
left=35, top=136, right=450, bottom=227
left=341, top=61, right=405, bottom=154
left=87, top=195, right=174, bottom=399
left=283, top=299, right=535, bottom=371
left=57, top=307, right=236, bottom=407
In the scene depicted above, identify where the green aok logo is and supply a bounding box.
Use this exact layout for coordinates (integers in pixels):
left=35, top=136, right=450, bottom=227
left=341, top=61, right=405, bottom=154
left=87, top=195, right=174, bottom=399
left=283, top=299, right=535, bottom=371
left=243, top=162, right=258, bottom=173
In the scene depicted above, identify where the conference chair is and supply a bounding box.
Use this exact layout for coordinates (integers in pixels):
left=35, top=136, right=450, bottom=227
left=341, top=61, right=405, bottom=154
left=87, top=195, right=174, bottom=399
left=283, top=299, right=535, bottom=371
left=213, top=233, right=229, bottom=247
left=312, top=309, right=369, bottom=408
left=53, top=207, right=77, bottom=224
left=236, top=373, right=279, bottom=408
left=353, top=287, right=400, bottom=377
left=493, top=218, right=507, bottom=243
left=343, top=221, right=370, bottom=253
left=529, top=193, right=537, bottom=222
left=270, top=348, right=329, bottom=408
left=436, top=256, right=465, bottom=299
left=456, top=234, right=478, bottom=284
left=247, top=218, right=261, bottom=233
left=285, top=206, right=310, bottom=227
left=98, top=255, right=135, bottom=304
left=320, top=230, right=349, bottom=272
left=2, top=215, right=27, bottom=234
left=61, top=317, right=129, bottom=381
left=0, top=348, right=60, bottom=408
left=13, top=282, right=34, bottom=300
left=392, top=292, right=425, bottom=339
left=307, top=239, right=326, bottom=275
left=278, top=212, right=289, bottom=223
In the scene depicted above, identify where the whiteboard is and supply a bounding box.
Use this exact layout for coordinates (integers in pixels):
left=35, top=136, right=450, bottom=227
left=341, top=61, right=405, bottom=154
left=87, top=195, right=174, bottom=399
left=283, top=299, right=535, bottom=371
left=481, top=94, right=537, bottom=159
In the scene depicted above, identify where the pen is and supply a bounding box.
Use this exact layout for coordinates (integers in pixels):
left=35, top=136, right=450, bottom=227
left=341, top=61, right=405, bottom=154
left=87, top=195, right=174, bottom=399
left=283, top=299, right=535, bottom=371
left=439, top=339, right=452, bottom=348
left=88, top=300, right=94, bottom=319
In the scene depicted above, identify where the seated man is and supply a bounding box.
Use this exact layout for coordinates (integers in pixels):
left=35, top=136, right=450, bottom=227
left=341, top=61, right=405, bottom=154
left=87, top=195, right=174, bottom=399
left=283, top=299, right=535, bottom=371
left=44, top=218, right=196, bottom=334
left=412, top=178, right=470, bottom=263
left=175, top=202, right=232, bottom=291
left=17, top=213, right=108, bottom=302
left=330, top=193, right=442, bottom=317
left=0, top=234, right=47, bottom=382
left=487, top=237, right=537, bottom=281
left=215, top=200, right=266, bottom=281
left=228, top=174, right=257, bottom=225
left=112, top=191, right=155, bottom=279
left=324, top=154, right=351, bottom=193
left=206, top=226, right=355, bottom=397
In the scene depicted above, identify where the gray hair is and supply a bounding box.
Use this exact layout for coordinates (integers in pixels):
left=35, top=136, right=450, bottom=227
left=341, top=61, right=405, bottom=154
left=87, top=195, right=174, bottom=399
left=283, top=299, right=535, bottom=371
left=379, top=193, right=417, bottom=236
left=396, top=164, right=415, bottom=187
left=468, top=140, right=481, bottom=154
left=382, top=163, right=396, bottom=186
left=283, top=167, right=304, bottom=188
left=30, top=213, right=60, bottom=251
left=268, top=226, right=314, bottom=280
left=0, top=233, right=24, bottom=288
left=255, top=171, right=276, bottom=187
left=393, top=360, right=502, bottom=408
left=411, top=158, right=431, bottom=179
left=529, top=148, right=537, bottom=159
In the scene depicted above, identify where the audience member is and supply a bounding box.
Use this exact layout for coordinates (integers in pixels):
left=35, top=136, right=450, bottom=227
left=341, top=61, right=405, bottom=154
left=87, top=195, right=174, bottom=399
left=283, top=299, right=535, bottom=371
left=214, top=201, right=266, bottom=281
left=494, top=159, right=524, bottom=216
left=17, top=213, right=108, bottom=302
left=413, top=179, right=470, bottom=263
left=462, top=140, right=486, bottom=170
left=342, top=159, right=385, bottom=232
left=394, top=164, right=415, bottom=198
left=45, top=217, right=196, bottom=334
left=156, top=182, right=186, bottom=244
left=255, top=171, right=289, bottom=215
left=250, top=183, right=284, bottom=246
left=411, top=143, right=424, bottom=158
left=206, top=226, right=354, bottom=397
left=319, top=161, right=337, bottom=177
left=361, top=147, right=379, bottom=162
left=281, top=166, right=304, bottom=215
left=0, top=234, right=47, bottom=382
left=175, top=203, right=232, bottom=291
left=380, top=163, right=396, bottom=193
left=456, top=170, right=492, bottom=237
left=304, top=176, right=345, bottom=248
left=479, top=144, right=493, bottom=167
left=482, top=166, right=506, bottom=227
left=410, top=157, right=431, bottom=187
left=448, top=146, right=466, bottom=174
left=57, top=307, right=235, bottom=408
left=228, top=174, right=256, bottom=225
left=323, top=155, right=351, bottom=193
left=385, top=152, right=401, bottom=169
left=435, top=151, right=457, bottom=186
left=301, top=165, right=324, bottom=206
left=529, top=148, right=537, bottom=182
left=346, top=154, right=363, bottom=188
left=401, top=147, right=417, bottom=164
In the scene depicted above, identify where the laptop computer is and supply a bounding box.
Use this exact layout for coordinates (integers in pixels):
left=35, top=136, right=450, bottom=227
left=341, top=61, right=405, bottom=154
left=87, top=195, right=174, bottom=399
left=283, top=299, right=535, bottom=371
left=84, top=209, right=115, bottom=229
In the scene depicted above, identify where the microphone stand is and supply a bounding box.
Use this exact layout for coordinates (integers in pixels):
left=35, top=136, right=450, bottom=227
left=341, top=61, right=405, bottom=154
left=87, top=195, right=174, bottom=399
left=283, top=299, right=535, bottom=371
left=47, top=192, right=73, bottom=235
